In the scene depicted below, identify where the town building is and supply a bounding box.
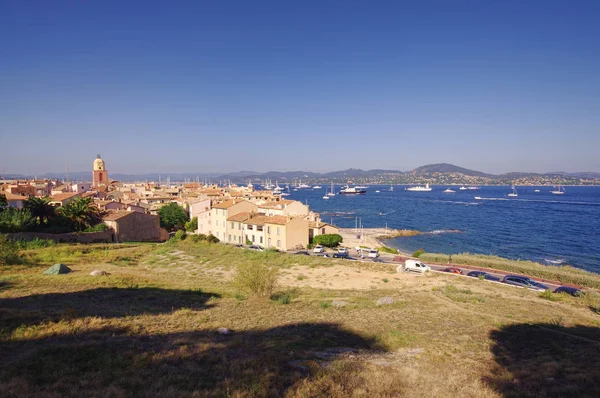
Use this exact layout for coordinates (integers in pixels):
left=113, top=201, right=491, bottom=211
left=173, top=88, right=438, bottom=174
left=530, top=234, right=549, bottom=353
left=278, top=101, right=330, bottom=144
left=92, top=154, right=109, bottom=187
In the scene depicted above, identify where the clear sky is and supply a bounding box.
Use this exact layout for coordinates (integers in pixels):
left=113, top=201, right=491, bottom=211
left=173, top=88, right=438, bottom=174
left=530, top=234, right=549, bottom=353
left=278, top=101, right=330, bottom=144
left=1, top=0, right=599, bottom=175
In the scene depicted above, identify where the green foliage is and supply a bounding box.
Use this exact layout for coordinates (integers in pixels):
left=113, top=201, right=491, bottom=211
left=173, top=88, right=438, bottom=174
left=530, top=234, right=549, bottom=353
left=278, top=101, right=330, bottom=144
left=320, top=301, right=332, bottom=308
left=158, top=203, right=188, bottom=231
left=270, top=291, right=292, bottom=305
left=382, top=278, right=389, bottom=283
left=0, top=194, right=7, bottom=208
left=245, top=238, right=252, bottom=245
left=539, top=289, right=563, bottom=302
left=412, top=249, right=425, bottom=258
left=24, top=197, right=55, bottom=225
left=233, top=262, right=279, bottom=297
left=174, top=230, right=187, bottom=241
left=184, top=217, right=198, bottom=232
left=379, top=246, right=398, bottom=254
left=312, top=234, right=343, bottom=248
left=58, top=197, right=103, bottom=232
left=16, top=238, right=56, bottom=250
left=0, top=208, right=36, bottom=232
left=0, top=234, right=20, bottom=265
left=206, top=234, right=219, bottom=244
left=83, top=223, right=109, bottom=232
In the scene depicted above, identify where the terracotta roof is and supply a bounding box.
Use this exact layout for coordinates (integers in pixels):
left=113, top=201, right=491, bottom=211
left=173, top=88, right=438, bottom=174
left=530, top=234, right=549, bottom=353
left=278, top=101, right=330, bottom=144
left=246, top=215, right=289, bottom=226
left=0, top=191, right=27, bottom=201
left=50, top=192, right=80, bottom=202
left=227, top=212, right=251, bottom=222
left=212, top=199, right=244, bottom=209
left=102, top=210, right=133, bottom=221
left=309, top=221, right=337, bottom=229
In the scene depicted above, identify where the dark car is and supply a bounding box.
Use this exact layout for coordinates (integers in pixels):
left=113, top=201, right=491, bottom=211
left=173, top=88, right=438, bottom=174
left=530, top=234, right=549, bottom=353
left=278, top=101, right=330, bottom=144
left=442, top=267, right=463, bottom=275
left=467, top=271, right=501, bottom=282
left=502, top=275, right=549, bottom=291
left=248, top=245, right=264, bottom=251
left=554, top=286, right=582, bottom=296
left=294, top=251, right=310, bottom=256
left=371, top=258, right=384, bottom=263
left=332, top=252, right=351, bottom=259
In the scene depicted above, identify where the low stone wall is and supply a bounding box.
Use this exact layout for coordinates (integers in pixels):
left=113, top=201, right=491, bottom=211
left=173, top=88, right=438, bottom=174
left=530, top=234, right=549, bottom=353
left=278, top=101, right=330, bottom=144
left=7, top=230, right=114, bottom=244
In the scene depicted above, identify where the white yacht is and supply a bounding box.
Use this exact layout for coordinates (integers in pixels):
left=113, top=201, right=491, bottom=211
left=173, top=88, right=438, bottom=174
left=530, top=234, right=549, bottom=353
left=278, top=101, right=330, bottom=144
left=313, top=185, right=322, bottom=189
left=389, top=184, right=394, bottom=191
left=459, top=186, right=468, bottom=190
left=339, top=185, right=366, bottom=195
left=508, top=184, right=518, bottom=197
left=551, top=185, right=565, bottom=195
left=406, top=183, right=432, bottom=192
left=467, top=186, right=480, bottom=190
left=326, top=181, right=336, bottom=196
left=443, top=187, right=456, bottom=193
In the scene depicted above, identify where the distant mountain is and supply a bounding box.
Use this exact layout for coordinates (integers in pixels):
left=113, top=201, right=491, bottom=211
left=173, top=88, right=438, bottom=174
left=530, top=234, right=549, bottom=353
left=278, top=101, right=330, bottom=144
left=410, top=163, right=492, bottom=178
left=324, top=168, right=402, bottom=178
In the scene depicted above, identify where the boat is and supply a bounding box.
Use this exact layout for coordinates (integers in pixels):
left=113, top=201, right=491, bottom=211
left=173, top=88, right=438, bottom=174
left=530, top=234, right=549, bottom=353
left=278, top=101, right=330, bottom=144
left=313, top=185, right=322, bottom=189
left=375, top=190, right=380, bottom=193
left=459, top=186, right=468, bottom=190
left=322, top=194, right=329, bottom=199
left=467, top=186, right=480, bottom=190
left=534, top=189, right=540, bottom=193
left=338, top=185, right=366, bottom=195
left=551, top=185, right=565, bottom=195
left=508, top=183, right=518, bottom=197
left=389, top=184, right=394, bottom=192
left=326, top=181, right=336, bottom=196
left=406, top=183, right=432, bottom=192
left=474, top=196, right=482, bottom=200
left=443, top=188, right=456, bottom=193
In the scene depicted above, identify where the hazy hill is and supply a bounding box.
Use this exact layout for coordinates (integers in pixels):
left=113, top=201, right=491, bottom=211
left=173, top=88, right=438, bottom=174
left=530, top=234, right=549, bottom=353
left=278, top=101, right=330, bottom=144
left=410, top=163, right=492, bottom=177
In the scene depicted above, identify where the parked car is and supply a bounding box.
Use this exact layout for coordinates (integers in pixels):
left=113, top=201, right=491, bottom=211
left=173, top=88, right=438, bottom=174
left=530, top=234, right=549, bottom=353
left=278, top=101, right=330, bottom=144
left=294, top=251, right=310, bottom=256
left=554, top=286, right=583, bottom=296
left=333, top=252, right=351, bottom=259
left=501, top=275, right=549, bottom=291
left=248, top=245, right=264, bottom=251
left=467, top=271, right=501, bottom=282
left=337, top=247, right=349, bottom=254
left=400, top=259, right=430, bottom=273
left=316, top=253, right=330, bottom=258
left=442, top=267, right=463, bottom=275
left=371, top=258, right=384, bottom=263
left=368, top=249, right=379, bottom=258
left=313, top=245, right=325, bottom=253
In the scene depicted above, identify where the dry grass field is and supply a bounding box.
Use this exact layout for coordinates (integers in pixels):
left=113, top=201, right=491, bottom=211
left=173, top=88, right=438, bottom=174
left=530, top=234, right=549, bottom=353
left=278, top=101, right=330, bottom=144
left=1, top=239, right=600, bottom=397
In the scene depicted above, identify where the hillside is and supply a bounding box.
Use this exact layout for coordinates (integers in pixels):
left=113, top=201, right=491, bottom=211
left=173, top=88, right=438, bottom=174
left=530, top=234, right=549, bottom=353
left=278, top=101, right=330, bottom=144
left=1, top=240, right=599, bottom=396
left=409, top=163, right=493, bottom=177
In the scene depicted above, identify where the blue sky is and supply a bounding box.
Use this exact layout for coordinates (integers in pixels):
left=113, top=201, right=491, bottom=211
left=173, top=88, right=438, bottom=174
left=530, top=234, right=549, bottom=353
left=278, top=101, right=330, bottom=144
left=1, top=0, right=599, bottom=175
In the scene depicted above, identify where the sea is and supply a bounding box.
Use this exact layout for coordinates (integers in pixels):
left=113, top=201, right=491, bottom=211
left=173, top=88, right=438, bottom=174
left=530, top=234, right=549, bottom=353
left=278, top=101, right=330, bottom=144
left=283, top=185, right=600, bottom=274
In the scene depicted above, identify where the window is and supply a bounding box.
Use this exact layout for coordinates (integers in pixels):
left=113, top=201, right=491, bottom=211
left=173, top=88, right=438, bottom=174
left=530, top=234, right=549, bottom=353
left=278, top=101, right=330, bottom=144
left=267, top=226, right=271, bottom=234
left=260, top=236, right=263, bottom=244
left=257, top=225, right=263, bottom=232
left=239, top=236, right=242, bottom=243
left=322, top=228, right=325, bottom=234
left=277, top=240, right=281, bottom=247
left=252, top=235, right=255, bottom=242
left=268, top=238, right=271, bottom=246
left=248, top=225, right=253, bottom=230
left=276, top=227, right=280, bottom=236
left=228, top=234, right=231, bottom=241
left=231, top=222, right=234, bottom=229
left=238, top=223, right=241, bottom=230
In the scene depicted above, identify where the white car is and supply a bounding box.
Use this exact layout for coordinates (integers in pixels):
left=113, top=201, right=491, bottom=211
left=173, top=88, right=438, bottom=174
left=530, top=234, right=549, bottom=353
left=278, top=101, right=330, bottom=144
left=337, top=247, right=349, bottom=254
left=313, top=245, right=324, bottom=253
left=368, top=249, right=379, bottom=258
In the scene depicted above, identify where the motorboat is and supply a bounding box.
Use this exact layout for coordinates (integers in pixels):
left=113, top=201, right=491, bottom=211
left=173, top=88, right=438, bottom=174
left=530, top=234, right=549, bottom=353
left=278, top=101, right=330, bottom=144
left=459, top=186, right=468, bottom=190
left=339, top=185, right=366, bottom=194
left=443, top=188, right=456, bottom=193
left=534, top=189, right=540, bottom=193
left=375, top=190, right=380, bottom=193
left=313, top=185, right=322, bottom=189
left=467, top=186, right=480, bottom=190
left=406, top=183, right=432, bottom=192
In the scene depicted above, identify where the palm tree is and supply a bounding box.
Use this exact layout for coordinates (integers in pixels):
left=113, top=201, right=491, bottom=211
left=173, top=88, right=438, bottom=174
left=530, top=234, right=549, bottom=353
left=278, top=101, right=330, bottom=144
left=59, top=197, right=103, bottom=231
left=24, top=197, right=55, bottom=225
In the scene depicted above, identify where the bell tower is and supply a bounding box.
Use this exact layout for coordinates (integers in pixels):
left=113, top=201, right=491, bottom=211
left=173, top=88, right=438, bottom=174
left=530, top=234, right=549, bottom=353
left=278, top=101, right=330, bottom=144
left=92, top=154, right=109, bottom=187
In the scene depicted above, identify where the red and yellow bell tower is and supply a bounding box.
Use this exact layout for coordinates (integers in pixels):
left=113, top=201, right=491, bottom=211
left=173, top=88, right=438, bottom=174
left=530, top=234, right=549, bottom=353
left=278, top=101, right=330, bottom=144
left=92, top=154, right=109, bottom=187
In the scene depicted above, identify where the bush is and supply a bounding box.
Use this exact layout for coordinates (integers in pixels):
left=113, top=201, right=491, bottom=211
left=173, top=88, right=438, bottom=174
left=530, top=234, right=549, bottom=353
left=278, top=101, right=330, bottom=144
left=270, top=291, right=292, bottom=305
left=0, top=208, right=36, bottom=232
left=0, top=234, right=20, bottom=265
left=413, top=249, right=425, bottom=258
left=246, top=238, right=252, bottom=246
left=379, top=246, right=398, bottom=254
left=16, top=238, right=56, bottom=250
left=207, top=234, right=219, bottom=244
left=233, top=262, right=279, bottom=297
left=83, top=223, right=109, bottom=232
left=158, top=203, right=188, bottom=231
left=185, top=217, right=198, bottom=232
left=175, top=230, right=187, bottom=241
left=313, top=234, right=343, bottom=248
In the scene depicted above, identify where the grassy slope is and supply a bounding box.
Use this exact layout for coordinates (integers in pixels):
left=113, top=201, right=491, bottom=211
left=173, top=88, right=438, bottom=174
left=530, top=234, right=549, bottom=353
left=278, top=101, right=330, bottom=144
left=419, top=252, right=600, bottom=289
left=1, top=241, right=599, bottom=397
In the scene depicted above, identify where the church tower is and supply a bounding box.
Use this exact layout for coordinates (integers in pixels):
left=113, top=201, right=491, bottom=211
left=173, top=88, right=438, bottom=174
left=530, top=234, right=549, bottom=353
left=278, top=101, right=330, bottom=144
left=92, top=154, right=109, bottom=187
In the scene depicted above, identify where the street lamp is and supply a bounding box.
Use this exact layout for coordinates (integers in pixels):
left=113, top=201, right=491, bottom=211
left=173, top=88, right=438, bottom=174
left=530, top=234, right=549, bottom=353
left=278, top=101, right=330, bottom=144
left=449, top=242, right=453, bottom=264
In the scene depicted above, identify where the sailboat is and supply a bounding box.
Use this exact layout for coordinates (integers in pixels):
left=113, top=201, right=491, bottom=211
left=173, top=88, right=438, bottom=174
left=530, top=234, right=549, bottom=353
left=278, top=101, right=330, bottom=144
left=551, top=185, right=565, bottom=195
left=326, top=181, right=335, bottom=196
left=508, top=183, right=518, bottom=197
left=443, top=187, right=456, bottom=193
left=389, top=184, right=394, bottom=192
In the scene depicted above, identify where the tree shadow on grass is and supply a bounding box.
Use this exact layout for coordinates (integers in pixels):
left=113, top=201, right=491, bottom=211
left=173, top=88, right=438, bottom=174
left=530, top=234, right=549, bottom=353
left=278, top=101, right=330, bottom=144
left=0, top=287, right=219, bottom=334
left=486, top=323, right=600, bottom=398
left=0, top=322, right=391, bottom=396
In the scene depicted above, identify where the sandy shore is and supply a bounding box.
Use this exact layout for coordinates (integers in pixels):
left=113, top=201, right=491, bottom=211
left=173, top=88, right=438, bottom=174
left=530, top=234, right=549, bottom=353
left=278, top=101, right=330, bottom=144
left=338, top=228, right=414, bottom=256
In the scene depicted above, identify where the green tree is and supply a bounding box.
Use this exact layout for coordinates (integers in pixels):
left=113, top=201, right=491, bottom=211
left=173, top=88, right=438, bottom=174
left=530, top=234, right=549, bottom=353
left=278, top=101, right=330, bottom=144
left=24, top=197, right=55, bottom=225
left=0, top=208, right=36, bottom=233
left=0, top=234, right=20, bottom=265
left=185, top=216, right=198, bottom=232
left=58, top=197, right=103, bottom=231
left=312, top=234, right=343, bottom=248
left=158, top=203, right=188, bottom=231
left=0, top=194, right=7, bottom=208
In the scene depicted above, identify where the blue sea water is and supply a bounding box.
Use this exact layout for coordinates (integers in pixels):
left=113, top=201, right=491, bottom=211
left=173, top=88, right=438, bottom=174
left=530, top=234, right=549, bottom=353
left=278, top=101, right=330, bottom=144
left=285, top=185, right=600, bottom=273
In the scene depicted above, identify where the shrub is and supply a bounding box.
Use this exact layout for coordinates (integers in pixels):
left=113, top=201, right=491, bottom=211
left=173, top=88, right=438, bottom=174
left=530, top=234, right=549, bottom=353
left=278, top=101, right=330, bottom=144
left=379, top=246, right=398, bottom=254
left=207, top=234, right=219, bottom=244
left=270, top=291, right=292, bottom=305
left=185, top=217, right=198, bottom=232
left=320, top=301, right=332, bottom=308
left=175, top=230, right=187, bottom=241
left=413, top=249, right=425, bottom=258
left=313, top=234, right=343, bottom=248
left=245, top=238, right=252, bottom=246
left=0, top=234, right=20, bottom=265
left=0, top=208, right=36, bottom=232
left=539, top=289, right=562, bottom=301
left=83, top=223, right=109, bottom=232
left=16, top=238, right=56, bottom=250
left=233, top=262, right=279, bottom=297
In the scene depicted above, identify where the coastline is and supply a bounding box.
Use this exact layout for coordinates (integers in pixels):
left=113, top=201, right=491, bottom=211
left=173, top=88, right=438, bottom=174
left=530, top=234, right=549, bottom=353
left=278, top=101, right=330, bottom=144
left=338, top=227, right=417, bottom=256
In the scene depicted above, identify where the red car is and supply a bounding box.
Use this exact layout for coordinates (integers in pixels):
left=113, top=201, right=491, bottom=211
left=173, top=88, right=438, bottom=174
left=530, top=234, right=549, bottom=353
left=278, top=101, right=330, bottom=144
left=442, top=267, right=463, bottom=275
